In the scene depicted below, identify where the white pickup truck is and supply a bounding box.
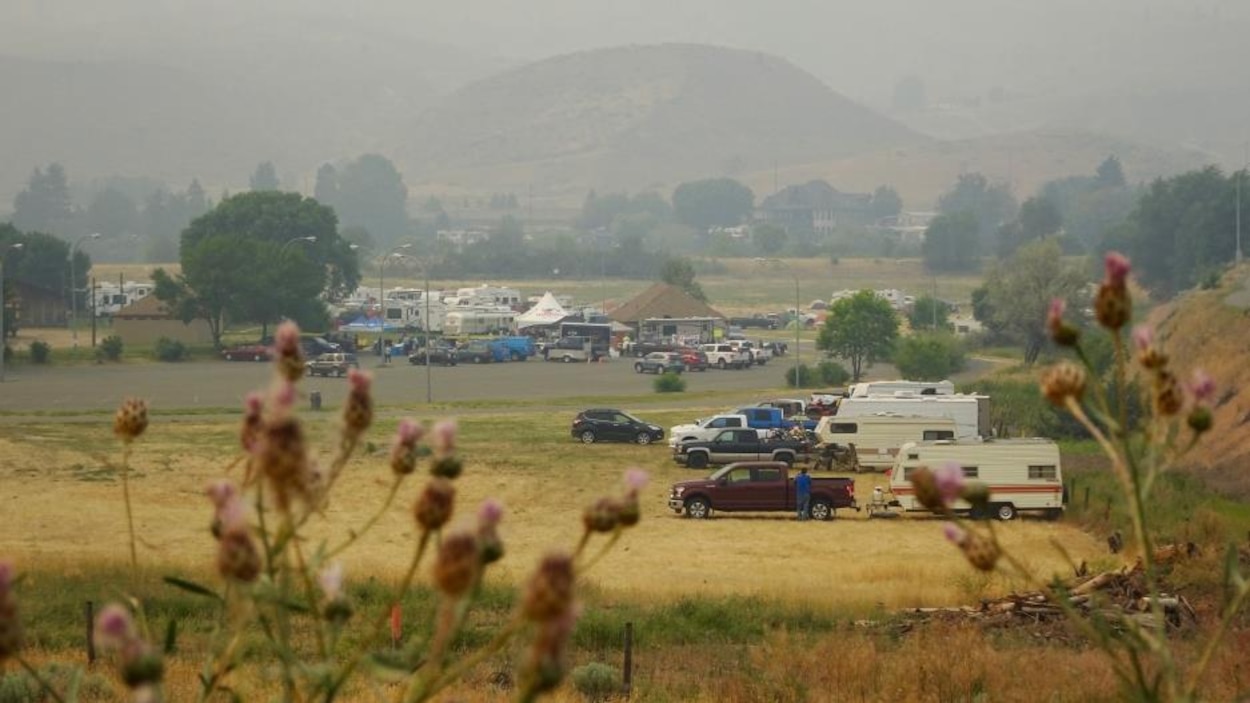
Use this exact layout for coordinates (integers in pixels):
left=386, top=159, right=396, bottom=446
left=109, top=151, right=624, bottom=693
left=699, top=343, right=751, bottom=370
left=667, top=413, right=764, bottom=448
left=729, top=340, right=771, bottom=366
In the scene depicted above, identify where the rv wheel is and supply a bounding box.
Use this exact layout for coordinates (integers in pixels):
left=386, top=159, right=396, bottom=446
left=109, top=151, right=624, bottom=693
left=995, top=503, right=1017, bottom=521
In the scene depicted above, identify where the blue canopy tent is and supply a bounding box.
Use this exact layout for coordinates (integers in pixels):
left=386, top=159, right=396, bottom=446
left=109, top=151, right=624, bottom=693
left=339, top=316, right=404, bottom=333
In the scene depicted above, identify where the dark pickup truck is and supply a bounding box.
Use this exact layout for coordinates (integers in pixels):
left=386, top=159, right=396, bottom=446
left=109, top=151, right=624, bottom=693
left=672, top=428, right=811, bottom=469
left=668, top=462, right=857, bottom=520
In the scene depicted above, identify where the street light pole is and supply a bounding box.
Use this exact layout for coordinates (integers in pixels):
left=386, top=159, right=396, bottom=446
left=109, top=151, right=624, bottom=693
left=280, top=235, right=317, bottom=256
left=69, top=233, right=101, bottom=350
left=1, top=243, right=24, bottom=383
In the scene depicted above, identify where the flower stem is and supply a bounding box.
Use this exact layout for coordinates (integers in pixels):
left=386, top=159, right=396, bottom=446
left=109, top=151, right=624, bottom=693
left=16, top=657, right=66, bottom=703
left=120, top=445, right=138, bottom=572
left=326, top=476, right=403, bottom=559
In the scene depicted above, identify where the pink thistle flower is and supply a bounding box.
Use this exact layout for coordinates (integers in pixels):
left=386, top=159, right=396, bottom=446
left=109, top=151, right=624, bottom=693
left=94, top=603, right=136, bottom=649
left=1046, top=299, right=1065, bottom=329
left=431, top=419, right=458, bottom=456
left=318, top=562, right=344, bottom=602
left=942, top=522, right=967, bottom=545
left=477, top=498, right=504, bottom=528
left=274, top=321, right=301, bottom=356
left=206, top=480, right=236, bottom=508
left=396, top=418, right=424, bottom=447
left=1104, top=251, right=1131, bottom=288
left=270, top=381, right=297, bottom=414
left=623, top=468, right=649, bottom=496
left=347, top=368, right=371, bottom=393
left=1187, top=369, right=1216, bottom=405
left=934, top=461, right=965, bottom=506
left=1132, top=325, right=1154, bottom=352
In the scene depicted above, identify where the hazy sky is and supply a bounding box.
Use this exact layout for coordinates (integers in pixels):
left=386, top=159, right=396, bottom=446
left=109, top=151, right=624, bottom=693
left=6, top=0, right=1249, bottom=105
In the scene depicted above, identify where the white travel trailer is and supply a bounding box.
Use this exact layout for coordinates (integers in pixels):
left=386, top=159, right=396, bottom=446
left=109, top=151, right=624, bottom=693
left=836, top=394, right=988, bottom=439
left=813, top=413, right=958, bottom=470
left=887, top=438, right=1065, bottom=520
left=383, top=300, right=446, bottom=332
left=848, top=380, right=955, bottom=397
left=451, top=285, right=524, bottom=309
left=443, top=310, right=515, bottom=336
left=92, top=281, right=156, bottom=316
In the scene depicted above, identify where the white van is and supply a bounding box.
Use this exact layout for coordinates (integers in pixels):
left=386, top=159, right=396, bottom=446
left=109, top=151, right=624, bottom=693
left=887, top=438, right=1065, bottom=520
left=836, top=394, right=987, bottom=438
left=814, top=414, right=957, bottom=470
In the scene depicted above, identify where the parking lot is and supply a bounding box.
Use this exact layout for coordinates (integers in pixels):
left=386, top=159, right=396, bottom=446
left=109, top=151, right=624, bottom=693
left=0, top=352, right=799, bottom=413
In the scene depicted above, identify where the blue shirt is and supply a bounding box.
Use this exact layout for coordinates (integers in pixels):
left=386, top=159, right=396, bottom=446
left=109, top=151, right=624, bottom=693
left=795, top=472, right=812, bottom=496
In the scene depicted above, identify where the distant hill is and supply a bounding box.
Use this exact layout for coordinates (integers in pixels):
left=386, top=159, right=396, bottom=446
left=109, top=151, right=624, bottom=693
left=743, top=129, right=1210, bottom=209
left=398, top=44, right=925, bottom=196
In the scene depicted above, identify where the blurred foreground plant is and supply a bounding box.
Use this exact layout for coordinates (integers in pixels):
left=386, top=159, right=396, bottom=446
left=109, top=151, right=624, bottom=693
left=911, top=252, right=1247, bottom=702
left=4, top=320, right=646, bottom=702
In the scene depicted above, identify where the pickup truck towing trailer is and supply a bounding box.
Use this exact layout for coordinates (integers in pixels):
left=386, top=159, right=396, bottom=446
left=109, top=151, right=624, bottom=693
left=669, top=462, right=857, bottom=520
left=673, top=428, right=810, bottom=468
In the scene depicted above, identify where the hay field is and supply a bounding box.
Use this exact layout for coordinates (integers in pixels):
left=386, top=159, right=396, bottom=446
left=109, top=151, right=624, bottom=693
left=0, top=404, right=1101, bottom=612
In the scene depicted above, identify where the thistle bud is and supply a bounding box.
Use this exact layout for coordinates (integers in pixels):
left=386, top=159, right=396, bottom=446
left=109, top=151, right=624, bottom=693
left=933, top=462, right=965, bottom=506
left=240, top=392, right=264, bottom=453
left=1094, top=252, right=1133, bottom=331
left=958, top=530, right=1001, bottom=572
left=582, top=497, right=620, bottom=534
left=0, top=561, right=22, bottom=662
left=1045, top=299, right=1079, bottom=347
left=1187, top=406, right=1213, bottom=434
left=430, top=420, right=458, bottom=456
left=120, top=646, right=165, bottom=688
left=1041, top=362, right=1087, bottom=407
left=907, top=466, right=946, bottom=513
left=273, top=321, right=305, bottom=383
left=960, top=481, right=992, bottom=510
left=616, top=494, right=641, bottom=528
left=215, top=528, right=262, bottom=583
left=522, top=553, right=575, bottom=623
left=341, top=370, right=374, bottom=442
left=429, top=456, right=463, bottom=479
left=1186, top=369, right=1216, bottom=406
left=257, top=415, right=310, bottom=510
left=113, top=397, right=149, bottom=443
left=1153, top=370, right=1184, bottom=417
left=94, top=604, right=137, bottom=651
left=476, top=499, right=505, bottom=565
left=519, top=606, right=579, bottom=698
left=318, top=562, right=352, bottom=624
left=389, top=419, right=424, bottom=476
left=413, top=478, right=456, bottom=532
left=433, top=531, right=479, bottom=598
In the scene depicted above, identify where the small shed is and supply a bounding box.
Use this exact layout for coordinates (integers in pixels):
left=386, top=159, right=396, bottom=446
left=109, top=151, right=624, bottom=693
left=609, top=283, right=727, bottom=344
left=112, top=295, right=215, bottom=346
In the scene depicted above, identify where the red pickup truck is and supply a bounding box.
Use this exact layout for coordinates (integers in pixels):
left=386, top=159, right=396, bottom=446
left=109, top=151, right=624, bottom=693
left=668, top=462, right=857, bottom=521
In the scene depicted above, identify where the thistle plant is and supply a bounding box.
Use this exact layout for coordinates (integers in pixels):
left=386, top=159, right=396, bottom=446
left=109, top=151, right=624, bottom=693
left=4, top=320, right=647, bottom=702
left=912, top=252, right=1248, bottom=702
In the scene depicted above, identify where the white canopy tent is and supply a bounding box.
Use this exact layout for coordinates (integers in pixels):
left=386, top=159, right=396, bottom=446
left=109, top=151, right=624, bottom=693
left=515, top=291, right=571, bottom=330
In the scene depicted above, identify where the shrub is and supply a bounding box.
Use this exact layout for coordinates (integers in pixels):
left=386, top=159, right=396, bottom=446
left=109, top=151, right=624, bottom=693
left=817, top=360, right=850, bottom=386
left=653, top=371, right=686, bottom=393
left=153, top=337, right=187, bottom=362
left=29, top=340, right=51, bottom=364
left=784, top=363, right=819, bottom=388
left=98, top=335, right=124, bottom=362
left=892, top=332, right=966, bottom=381
left=570, top=662, right=620, bottom=701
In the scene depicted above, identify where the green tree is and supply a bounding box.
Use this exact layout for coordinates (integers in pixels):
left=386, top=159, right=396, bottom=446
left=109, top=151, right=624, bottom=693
left=672, top=178, right=754, bottom=231
left=816, top=290, right=899, bottom=381
left=156, top=191, right=360, bottom=345
left=313, top=163, right=339, bottom=206
left=892, top=332, right=966, bottom=380
left=751, top=223, right=788, bottom=255
left=1096, top=155, right=1126, bottom=188
left=937, top=172, right=1017, bottom=251
left=870, top=185, right=904, bottom=220
left=85, top=188, right=139, bottom=239
left=250, top=161, right=280, bottom=191
left=998, top=196, right=1062, bottom=257
left=922, top=211, right=980, bottom=271
left=11, top=163, right=74, bottom=236
left=334, top=154, right=411, bottom=249
left=982, top=238, right=1088, bottom=364
left=658, top=256, right=707, bottom=302
left=908, top=294, right=953, bottom=331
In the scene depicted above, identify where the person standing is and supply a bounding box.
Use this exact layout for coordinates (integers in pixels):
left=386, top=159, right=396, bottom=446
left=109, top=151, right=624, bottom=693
left=795, top=466, right=812, bottom=521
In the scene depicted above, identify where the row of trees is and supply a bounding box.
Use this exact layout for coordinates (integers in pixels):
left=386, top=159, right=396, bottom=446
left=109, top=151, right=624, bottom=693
left=0, top=223, right=87, bottom=340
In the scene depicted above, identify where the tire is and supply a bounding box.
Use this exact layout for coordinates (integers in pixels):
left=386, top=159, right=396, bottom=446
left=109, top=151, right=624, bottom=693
left=634, top=363, right=644, bottom=373
left=684, top=497, right=711, bottom=519
left=777, top=453, right=795, bottom=467
left=253, top=354, right=263, bottom=362
left=717, top=358, right=727, bottom=369
left=579, top=430, right=596, bottom=444
left=995, top=503, right=1017, bottom=521
left=686, top=452, right=709, bottom=469
left=635, top=432, right=653, bottom=445
left=810, top=500, right=833, bottom=521
left=473, top=355, right=484, bottom=364
left=224, top=353, right=235, bottom=361
left=562, top=355, right=573, bottom=363
left=336, top=367, right=345, bottom=377
left=511, top=351, right=524, bottom=361
left=1044, top=508, right=1063, bottom=521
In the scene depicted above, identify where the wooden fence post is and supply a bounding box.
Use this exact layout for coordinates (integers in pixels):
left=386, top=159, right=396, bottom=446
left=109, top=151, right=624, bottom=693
left=1083, top=486, right=1090, bottom=509
left=85, top=601, right=96, bottom=664
left=622, top=621, right=634, bottom=698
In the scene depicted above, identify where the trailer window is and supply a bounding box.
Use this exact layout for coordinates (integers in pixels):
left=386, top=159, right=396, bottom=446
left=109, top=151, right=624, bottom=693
left=902, top=466, right=917, bottom=480
left=830, top=423, right=857, bottom=434
left=923, top=430, right=955, bottom=441
left=1028, top=465, right=1058, bottom=481
left=961, top=466, right=979, bottom=478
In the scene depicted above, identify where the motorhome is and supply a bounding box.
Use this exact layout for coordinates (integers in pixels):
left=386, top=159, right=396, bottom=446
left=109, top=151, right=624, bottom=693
left=383, top=300, right=446, bottom=332
left=848, top=380, right=955, bottom=397
left=92, top=281, right=156, bottom=316
left=449, top=285, right=524, bottom=310
left=887, top=438, right=1065, bottom=520
left=813, top=414, right=958, bottom=470
left=835, top=394, right=988, bottom=438
left=444, top=310, right=515, bottom=336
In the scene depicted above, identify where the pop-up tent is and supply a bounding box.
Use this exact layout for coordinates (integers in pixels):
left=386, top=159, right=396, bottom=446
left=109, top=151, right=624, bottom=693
left=339, top=316, right=404, bottom=333
left=515, top=291, right=570, bottom=330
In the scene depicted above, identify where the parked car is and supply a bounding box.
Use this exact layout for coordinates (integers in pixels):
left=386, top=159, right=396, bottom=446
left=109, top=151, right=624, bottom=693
left=221, top=343, right=272, bottom=362
left=668, top=462, right=857, bottom=520
left=408, top=346, right=458, bottom=366
left=699, top=343, right=751, bottom=370
left=543, top=336, right=600, bottom=363
left=672, top=428, right=812, bottom=468
left=634, top=352, right=685, bottom=375
left=676, top=347, right=709, bottom=371
left=571, top=408, right=665, bottom=445
left=454, top=340, right=505, bottom=364
left=306, top=352, right=359, bottom=377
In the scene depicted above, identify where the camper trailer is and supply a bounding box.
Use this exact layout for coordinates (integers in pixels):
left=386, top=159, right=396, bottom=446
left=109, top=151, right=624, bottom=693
left=848, top=380, right=955, bottom=397
left=835, top=394, right=987, bottom=438
left=887, top=438, right=1065, bottom=520
left=449, top=285, right=524, bottom=309
left=93, top=281, right=156, bottom=317
left=813, top=414, right=958, bottom=470
left=383, top=300, right=446, bottom=332
left=443, top=310, right=515, bottom=336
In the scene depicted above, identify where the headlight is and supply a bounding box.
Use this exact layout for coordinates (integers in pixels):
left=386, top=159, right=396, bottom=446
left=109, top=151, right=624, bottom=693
left=650, top=425, right=661, bottom=432
left=672, top=487, right=685, bottom=497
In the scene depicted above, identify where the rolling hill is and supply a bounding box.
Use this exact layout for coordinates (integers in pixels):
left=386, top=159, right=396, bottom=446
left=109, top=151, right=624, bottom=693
left=398, top=44, right=926, bottom=195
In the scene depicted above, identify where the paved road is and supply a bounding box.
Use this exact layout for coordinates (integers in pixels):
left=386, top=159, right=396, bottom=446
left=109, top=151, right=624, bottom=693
left=0, top=355, right=794, bottom=413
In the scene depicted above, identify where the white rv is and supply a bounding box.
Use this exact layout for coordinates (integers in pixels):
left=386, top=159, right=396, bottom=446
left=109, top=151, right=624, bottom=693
left=383, top=300, right=446, bottom=332
left=836, top=394, right=987, bottom=438
left=92, top=281, right=156, bottom=316
left=887, top=438, right=1065, bottom=520
left=848, top=380, right=955, bottom=397
left=444, top=310, right=515, bottom=336
left=813, top=414, right=957, bottom=470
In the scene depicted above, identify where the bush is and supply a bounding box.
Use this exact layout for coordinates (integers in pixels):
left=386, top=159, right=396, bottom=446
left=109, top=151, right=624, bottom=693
left=784, top=363, right=819, bottom=388
left=653, top=371, right=686, bottom=393
left=98, top=335, right=124, bottom=362
left=817, top=360, right=850, bottom=386
left=892, top=332, right=966, bottom=381
left=570, top=662, right=620, bottom=701
left=153, top=337, right=187, bottom=362
left=29, top=340, right=51, bottom=364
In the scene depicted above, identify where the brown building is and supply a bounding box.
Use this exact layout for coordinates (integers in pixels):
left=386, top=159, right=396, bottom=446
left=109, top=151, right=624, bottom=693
left=12, top=280, right=66, bottom=327
left=112, top=295, right=214, bottom=346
